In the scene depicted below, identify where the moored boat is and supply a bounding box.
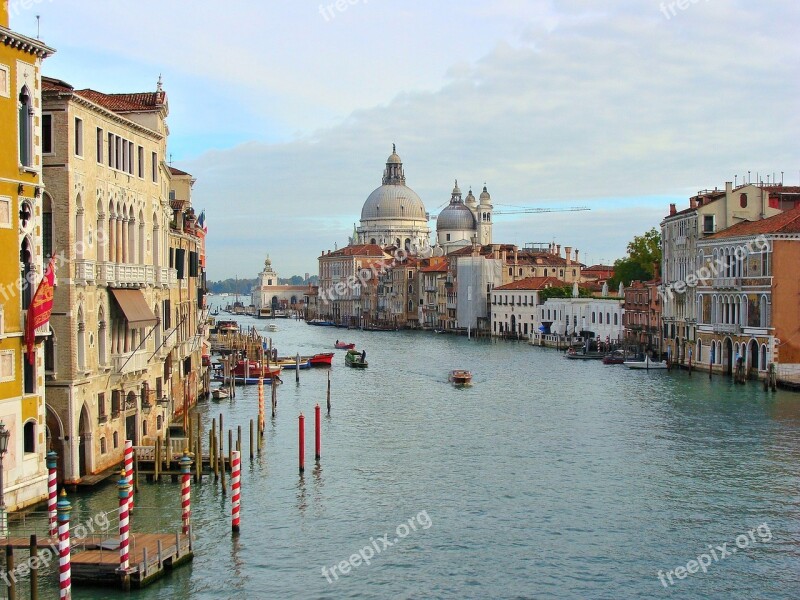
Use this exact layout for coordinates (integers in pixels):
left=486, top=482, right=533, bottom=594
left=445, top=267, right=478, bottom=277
left=602, top=350, right=626, bottom=365
left=211, top=388, right=229, bottom=400
left=273, top=357, right=313, bottom=370
left=625, top=357, right=668, bottom=370
left=449, top=370, right=472, bottom=385
left=345, top=349, right=368, bottom=368
left=231, top=360, right=282, bottom=378
left=308, top=319, right=335, bottom=326
left=308, top=352, right=334, bottom=367
left=565, top=347, right=606, bottom=360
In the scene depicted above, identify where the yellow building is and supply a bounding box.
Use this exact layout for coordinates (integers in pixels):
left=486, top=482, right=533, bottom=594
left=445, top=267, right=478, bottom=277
left=0, top=6, right=54, bottom=515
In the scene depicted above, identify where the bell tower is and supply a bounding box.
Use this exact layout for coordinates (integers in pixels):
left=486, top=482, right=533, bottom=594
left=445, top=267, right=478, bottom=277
left=477, top=185, right=493, bottom=245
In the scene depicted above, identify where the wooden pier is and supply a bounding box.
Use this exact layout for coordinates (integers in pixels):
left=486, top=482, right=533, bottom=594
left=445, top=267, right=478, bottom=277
left=71, top=531, right=193, bottom=589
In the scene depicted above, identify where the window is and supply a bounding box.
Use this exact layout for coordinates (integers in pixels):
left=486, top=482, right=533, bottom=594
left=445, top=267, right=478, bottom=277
left=108, top=132, right=115, bottom=168
left=0, top=350, right=14, bottom=382
left=128, top=141, right=134, bottom=174
left=111, top=390, right=121, bottom=417
left=23, top=421, right=35, bottom=453
left=0, top=64, right=8, bottom=97
left=74, top=118, right=83, bottom=156
left=152, top=152, right=158, bottom=182
left=19, top=86, right=33, bottom=166
left=113, top=431, right=119, bottom=448
left=142, top=420, right=148, bottom=436
left=42, top=114, right=53, bottom=154
left=703, top=215, right=715, bottom=234
left=96, top=128, right=104, bottom=163
left=137, top=146, right=144, bottom=177
left=740, top=193, right=748, bottom=208
left=98, top=392, right=106, bottom=419
left=0, top=197, right=10, bottom=228
left=446, top=234, right=450, bottom=241
left=100, top=437, right=107, bottom=454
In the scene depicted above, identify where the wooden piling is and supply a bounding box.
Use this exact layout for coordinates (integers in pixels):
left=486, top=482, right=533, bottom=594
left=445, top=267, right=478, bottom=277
left=195, top=437, right=202, bottom=483
left=134, top=449, right=140, bottom=493
left=154, top=437, right=161, bottom=482
left=6, top=544, right=15, bottom=600
left=249, top=419, right=254, bottom=460
left=237, top=425, right=242, bottom=453
left=29, top=534, right=38, bottom=600
left=295, top=353, right=300, bottom=383
left=165, top=429, right=172, bottom=472
left=228, top=429, right=233, bottom=474
left=219, top=416, right=226, bottom=494
left=327, top=370, right=331, bottom=415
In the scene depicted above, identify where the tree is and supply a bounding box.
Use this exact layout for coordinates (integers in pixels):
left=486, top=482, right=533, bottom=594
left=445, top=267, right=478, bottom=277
left=609, top=228, right=661, bottom=288
left=538, top=285, right=592, bottom=302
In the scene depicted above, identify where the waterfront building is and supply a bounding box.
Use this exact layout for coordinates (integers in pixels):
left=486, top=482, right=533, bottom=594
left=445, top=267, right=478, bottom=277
left=355, top=146, right=431, bottom=252
left=436, top=181, right=493, bottom=251
left=166, top=166, right=209, bottom=427
left=623, top=280, right=662, bottom=355
left=580, top=264, right=615, bottom=285
left=694, top=206, right=800, bottom=380
left=660, top=182, right=798, bottom=365
left=251, top=256, right=310, bottom=317
left=419, top=259, right=448, bottom=329
left=537, top=297, right=624, bottom=342
left=42, top=76, right=174, bottom=483
left=0, top=6, right=54, bottom=510
left=491, top=277, right=566, bottom=337
left=302, top=286, right=319, bottom=321
left=317, top=244, right=389, bottom=326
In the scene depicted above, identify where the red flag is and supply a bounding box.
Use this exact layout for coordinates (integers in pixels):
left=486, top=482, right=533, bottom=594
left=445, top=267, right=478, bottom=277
left=26, top=257, right=57, bottom=366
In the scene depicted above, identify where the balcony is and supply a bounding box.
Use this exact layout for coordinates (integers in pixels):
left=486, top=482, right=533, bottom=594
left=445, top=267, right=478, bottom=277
left=712, top=323, right=741, bottom=335
left=712, top=277, right=741, bottom=290
left=74, top=260, right=96, bottom=285
left=112, top=349, right=149, bottom=375
left=95, top=262, right=155, bottom=287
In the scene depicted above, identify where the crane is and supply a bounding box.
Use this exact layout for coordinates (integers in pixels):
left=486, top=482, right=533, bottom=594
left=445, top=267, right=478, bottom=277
left=429, top=205, right=590, bottom=219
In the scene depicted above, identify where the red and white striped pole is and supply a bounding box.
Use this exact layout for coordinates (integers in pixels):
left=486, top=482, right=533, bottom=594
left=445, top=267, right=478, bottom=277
left=47, top=450, right=58, bottom=538
left=231, top=450, right=241, bottom=533
left=124, top=440, right=134, bottom=513
left=180, top=452, right=192, bottom=535
left=57, top=490, right=72, bottom=600
left=118, top=471, right=131, bottom=573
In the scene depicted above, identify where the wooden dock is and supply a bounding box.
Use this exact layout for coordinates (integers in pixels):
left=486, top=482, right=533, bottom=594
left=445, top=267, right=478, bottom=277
left=71, top=531, right=193, bottom=589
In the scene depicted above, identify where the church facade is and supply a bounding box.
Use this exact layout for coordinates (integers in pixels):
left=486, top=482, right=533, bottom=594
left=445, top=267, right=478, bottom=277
left=435, top=181, right=493, bottom=252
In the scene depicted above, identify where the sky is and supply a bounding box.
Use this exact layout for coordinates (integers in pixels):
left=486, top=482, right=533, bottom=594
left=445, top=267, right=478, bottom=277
left=12, top=0, right=800, bottom=279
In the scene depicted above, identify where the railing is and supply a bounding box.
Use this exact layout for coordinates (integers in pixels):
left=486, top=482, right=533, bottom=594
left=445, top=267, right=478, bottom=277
left=713, top=323, right=741, bottom=335
left=713, top=277, right=741, bottom=289
left=112, top=349, right=150, bottom=375
left=74, top=259, right=96, bottom=285
left=95, top=262, right=155, bottom=287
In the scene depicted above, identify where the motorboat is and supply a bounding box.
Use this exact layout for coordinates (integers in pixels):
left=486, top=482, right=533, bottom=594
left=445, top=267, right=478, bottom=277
left=602, top=350, right=626, bottom=365
left=335, top=341, right=356, bottom=350
left=211, top=388, right=229, bottom=400
left=267, top=323, right=279, bottom=332
left=345, top=349, right=368, bottom=368
left=449, top=370, right=472, bottom=385
left=625, top=357, right=669, bottom=370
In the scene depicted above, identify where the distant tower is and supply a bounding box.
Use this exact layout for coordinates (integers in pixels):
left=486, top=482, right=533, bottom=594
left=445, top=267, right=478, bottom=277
left=477, top=184, right=493, bottom=245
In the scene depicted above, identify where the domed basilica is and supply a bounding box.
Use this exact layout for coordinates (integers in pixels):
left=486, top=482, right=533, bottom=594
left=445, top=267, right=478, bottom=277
left=354, top=146, right=492, bottom=253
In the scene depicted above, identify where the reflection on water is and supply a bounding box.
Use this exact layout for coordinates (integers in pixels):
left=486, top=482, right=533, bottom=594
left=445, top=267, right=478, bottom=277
left=25, top=313, right=800, bottom=599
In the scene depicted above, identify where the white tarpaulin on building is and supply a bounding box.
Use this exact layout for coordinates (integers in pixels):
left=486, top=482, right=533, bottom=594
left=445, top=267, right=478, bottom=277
left=456, top=257, right=503, bottom=329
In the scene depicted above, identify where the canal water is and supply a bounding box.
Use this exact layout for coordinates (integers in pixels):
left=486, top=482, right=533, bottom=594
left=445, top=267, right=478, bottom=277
left=16, top=313, right=800, bottom=599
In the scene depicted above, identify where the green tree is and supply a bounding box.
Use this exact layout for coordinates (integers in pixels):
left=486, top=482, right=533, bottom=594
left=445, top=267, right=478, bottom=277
left=609, top=228, right=661, bottom=287
left=539, top=285, right=592, bottom=302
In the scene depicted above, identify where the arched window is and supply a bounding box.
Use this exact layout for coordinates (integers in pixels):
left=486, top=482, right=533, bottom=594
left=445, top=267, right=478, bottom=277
left=19, top=86, right=34, bottom=166
left=740, top=193, right=748, bottom=208
left=407, top=299, right=413, bottom=312
left=113, top=431, right=119, bottom=448
left=43, top=194, right=54, bottom=259
left=760, top=344, right=767, bottom=370
left=613, top=313, right=618, bottom=326
left=599, top=313, right=603, bottom=324
left=592, top=312, right=596, bottom=324
left=75, top=195, right=84, bottom=259
left=20, top=233, right=35, bottom=307
left=77, top=307, right=86, bottom=371
left=98, top=307, right=107, bottom=366
left=96, top=198, right=105, bottom=262
left=696, top=340, right=702, bottom=362
left=23, top=420, right=36, bottom=453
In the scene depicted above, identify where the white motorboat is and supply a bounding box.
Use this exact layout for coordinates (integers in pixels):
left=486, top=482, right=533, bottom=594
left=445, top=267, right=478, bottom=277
left=625, top=357, right=669, bottom=370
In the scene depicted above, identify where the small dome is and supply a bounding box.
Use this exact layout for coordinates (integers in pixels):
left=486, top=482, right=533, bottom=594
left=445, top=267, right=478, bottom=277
left=387, top=152, right=402, bottom=165
left=452, top=179, right=461, bottom=196
left=361, top=185, right=427, bottom=221
left=465, top=189, right=477, bottom=207
left=479, top=185, right=491, bottom=204
left=437, top=203, right=476, bottom=231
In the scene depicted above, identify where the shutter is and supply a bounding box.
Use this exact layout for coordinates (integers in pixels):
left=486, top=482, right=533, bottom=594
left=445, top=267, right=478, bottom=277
left=176, top=248, right=186, bottom=279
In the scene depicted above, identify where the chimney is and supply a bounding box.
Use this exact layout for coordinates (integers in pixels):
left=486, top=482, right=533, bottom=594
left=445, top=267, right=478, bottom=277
left=514, top=249, right=518, bottom=264
left=556, top=244, right=561, bottom=257
left=669, top=203, right=677, bottom=215
left=689, top=197, right=697, bottom=209
left=725, top=181, right=733, bottom=195
left=565, top=247, right=572, bottom=265
left=574, top=249, right=580, bottom=264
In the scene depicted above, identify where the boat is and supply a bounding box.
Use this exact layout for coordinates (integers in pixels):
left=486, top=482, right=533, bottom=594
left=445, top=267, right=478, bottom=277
left=230, top=360, right=283, bottom=378
left=273, top=357, right=313, bottom=370
left=308, top=352, right=334, bottom=367
left=267, top=323, right=279, bottom=332
left=449, top=370, right=472, bottom=385
left=216, top=320, right=239, bottom=334
left=308, top=319, right=335, bottom=326
left=211, top=388, right=229, bottom=400
left=625, top=357, right=669, bottom=370
left=224, top=375, right=282, bottom=385
left=335, top=341, right=356, bottom=350
left=602, top=350, right=626, bottom=365
left=565, top=347, right=606, bottom=360
left=345, top=349, right=368, bottom=368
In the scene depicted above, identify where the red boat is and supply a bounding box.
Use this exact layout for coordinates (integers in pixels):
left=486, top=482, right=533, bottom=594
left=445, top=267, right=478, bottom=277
left=231, top=360, right=282, bottom=378
left=335, top=341, right=356, bottom=350
left=308, top=352, right=334, bottom=366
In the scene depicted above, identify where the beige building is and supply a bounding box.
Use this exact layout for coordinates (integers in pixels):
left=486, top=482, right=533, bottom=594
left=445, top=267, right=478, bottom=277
left=42, top=76, right=175, bottom=483
left=166, top=166, right=209, bottom=426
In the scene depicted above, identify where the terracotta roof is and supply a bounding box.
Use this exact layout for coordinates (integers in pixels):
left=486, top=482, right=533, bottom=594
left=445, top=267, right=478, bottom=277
left=74, top=89, right=167, bottom=112
left=494, top=277, right=567, bottom=291
left=420, top=264, right=448, bottom=273
left=42, top=77, right=73, bottom=92
left=321, top=244, right=387, bottom=258
left=709, top=205, right=800, bottom=238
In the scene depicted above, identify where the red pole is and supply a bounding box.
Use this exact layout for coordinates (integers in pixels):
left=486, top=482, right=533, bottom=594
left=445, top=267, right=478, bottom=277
left=298, top=413, right=305, bottom=473
left=315, top=403, right=321, bottom=462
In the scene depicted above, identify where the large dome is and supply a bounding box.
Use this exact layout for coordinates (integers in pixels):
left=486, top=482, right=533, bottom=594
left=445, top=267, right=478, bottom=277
left=437, top=202, right=476, bottom=231
left=361, top=184, right=427, bottom=221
